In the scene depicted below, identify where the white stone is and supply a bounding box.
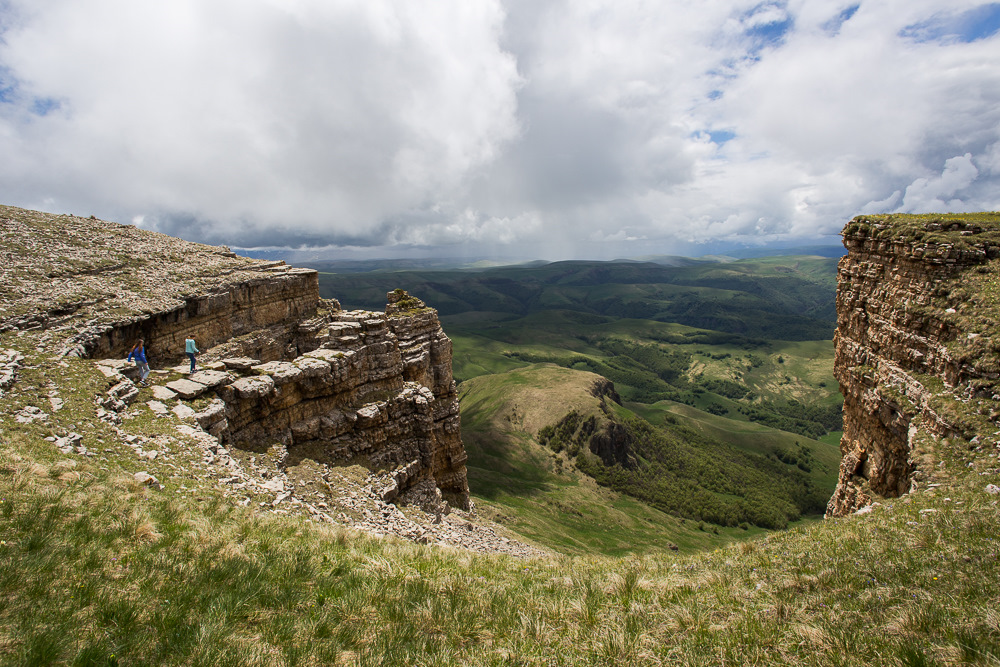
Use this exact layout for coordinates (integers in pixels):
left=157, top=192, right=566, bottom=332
left=134, top=472, right=161, bottom=489
left=172, top=403, right=196, bottom=419
left=165, top=378, right=209, bottom=399
left=261, top=478, right=285, bottom=493
left=151, top=385, right=177, bottom=401
left=188, top=370, right=232, bottom=389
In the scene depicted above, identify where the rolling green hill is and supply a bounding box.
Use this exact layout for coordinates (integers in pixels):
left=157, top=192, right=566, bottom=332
left=462, top=364, right=831, bottom=532
left=315, top=256, right=844, bottom=535
left=312, top=256, right=838, bottom=339
left=458, top=364, right=772, bottom=555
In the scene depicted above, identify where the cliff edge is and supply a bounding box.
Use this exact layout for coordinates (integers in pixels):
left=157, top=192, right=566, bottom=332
left=829, top=212, right=1000, bottom=515
left=0, top=205, right=542, bottom=552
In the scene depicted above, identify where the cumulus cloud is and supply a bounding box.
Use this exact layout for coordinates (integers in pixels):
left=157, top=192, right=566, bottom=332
left=0, top=0, right=521, bottom=246
left=898, top=153, right=979, bottom=213
left=0, top=0, right=999, bottom=258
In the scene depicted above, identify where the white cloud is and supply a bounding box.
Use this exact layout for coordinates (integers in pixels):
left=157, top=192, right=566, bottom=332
left=898, top=153, right=979, bottom=213
left=0, top=0, right=998, bottom=257
left=0, top=0, right=521, bottom=244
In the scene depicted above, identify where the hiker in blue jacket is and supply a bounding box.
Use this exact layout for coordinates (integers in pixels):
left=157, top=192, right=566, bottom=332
left=127, top=339, right=150, bottom=386
left=185, top=337, right=200, bottom=373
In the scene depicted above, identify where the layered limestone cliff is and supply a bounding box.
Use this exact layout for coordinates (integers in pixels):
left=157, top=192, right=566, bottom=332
left=0, top=205, right=470, bottom=510
left=828, top=213, right=1000, bottom=516
left=192, top=294, right=469, bottom=508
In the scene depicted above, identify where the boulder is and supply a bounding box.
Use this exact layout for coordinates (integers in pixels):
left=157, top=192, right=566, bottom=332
left=165, top=378, right=209, bottom=399
left=188, top=369, right=233, bottom=389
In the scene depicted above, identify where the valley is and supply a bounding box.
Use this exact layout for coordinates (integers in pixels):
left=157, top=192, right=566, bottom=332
left=313, top=255, right=845, bottom=552
left=3, top=207, right=999, bottom=664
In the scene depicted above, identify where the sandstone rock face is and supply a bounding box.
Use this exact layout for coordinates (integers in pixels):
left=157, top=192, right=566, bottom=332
left=138, top=297, right=470, bottom=510
left=827, top=214, right=1000, bottom=516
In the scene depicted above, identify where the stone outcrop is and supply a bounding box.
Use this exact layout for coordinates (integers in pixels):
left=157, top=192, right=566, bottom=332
left=828, top=213, right=1000, bottom=516
left=0, top=205, right=471, bottom=510
left=65, top=268, right=322, bottom=361
left=0, top=204, right=315, bottom=352
left=206, top=305, right=469, bottom=508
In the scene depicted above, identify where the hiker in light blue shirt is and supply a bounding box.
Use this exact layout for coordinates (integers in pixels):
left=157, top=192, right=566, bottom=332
left=185, top=337, right=200, bottom=373
left=127, top=339, right=150, bottom=386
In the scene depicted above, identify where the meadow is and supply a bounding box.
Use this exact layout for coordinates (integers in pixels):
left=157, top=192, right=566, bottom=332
left=3, top=252, right=999, bottom=664
left=4, top=413, right=997, bottom=665
left=317, top=256, right=844, bottom=543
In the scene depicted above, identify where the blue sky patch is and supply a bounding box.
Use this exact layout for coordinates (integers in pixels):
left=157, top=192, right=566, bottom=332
left=742, top=2, right=794, bottom=54
left=900, top=3, right=1000, bottom=43
left=0, top=69, right=16, bottom=104
left=693, top=129, right=736, bottom=146
left=822, top=4, right=860, bottom=35
left=31, top=97, right=60, bottom=116
left=708, top=130, right=736, bottom=145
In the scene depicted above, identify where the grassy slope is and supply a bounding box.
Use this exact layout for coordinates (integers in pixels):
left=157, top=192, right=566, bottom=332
left=5, top=217, right=1000, bottom=664
left=3, top=388, right=998, bottom=665
left=364, top=257, right=844, bottom=534
left=3, top=239, right=1000, bottom=663
left=458, top=364, right=764, bottom=556
left=447, top=318, right=842, bottom=509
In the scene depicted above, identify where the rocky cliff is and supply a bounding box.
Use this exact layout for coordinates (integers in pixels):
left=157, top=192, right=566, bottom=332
left=0, top=205, right=471, bottom=514
left=828, top=212, right=1000, bottom=516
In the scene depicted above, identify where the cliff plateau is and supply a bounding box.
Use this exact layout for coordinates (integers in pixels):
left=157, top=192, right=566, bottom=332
left=829, top=212, right=1000, bottom=515
left=0, top=205, right=548, bottom=556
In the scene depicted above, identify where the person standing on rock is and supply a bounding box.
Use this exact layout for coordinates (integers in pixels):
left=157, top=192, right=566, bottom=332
left=127, top=339, right=150, bottom=386
left=185, top=337, right=200, bottom=373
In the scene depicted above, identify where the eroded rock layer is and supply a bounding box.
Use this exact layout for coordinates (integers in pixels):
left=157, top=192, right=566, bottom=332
left=205, top=303, right=469, bottom=508
left=828, top=213, right=1000, bottom=516
left=0, top=206, right=470, bottom=510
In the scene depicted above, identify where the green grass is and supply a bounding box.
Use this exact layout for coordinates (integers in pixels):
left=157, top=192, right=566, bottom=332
left=458, top=363, right=753, bottom=554
left=446, top=310, right=839, bottom=435
left=464, top=429, right=745, bottom=556
left=3, top=216, right=1000, bottom=664
left=3, top=420, right=998, bottom=665
left=459, top=363, right=831, bottom=541
left=317, top=255, right=838, bottom=339
left=418, top=258, right=845, bottom=536
left=629, top=400, right=841, bottom=488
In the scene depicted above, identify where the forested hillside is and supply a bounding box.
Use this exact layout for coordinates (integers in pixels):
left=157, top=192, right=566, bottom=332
left=312, top=257, right=837, bottom=339
left=315, top=256, right=843, bottom=531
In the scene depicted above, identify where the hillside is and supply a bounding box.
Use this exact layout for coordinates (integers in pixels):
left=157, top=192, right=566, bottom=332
left=2, top=206, right=999, bottom=664
left=314, top=255, right=845, bottom=528
left=458, top=364, right=775, bottom=555
left=462, top=364, right=830, bottom=533
left=0, top=205, right=541, bottom=558
left=312, top=255, right=839, bottom=339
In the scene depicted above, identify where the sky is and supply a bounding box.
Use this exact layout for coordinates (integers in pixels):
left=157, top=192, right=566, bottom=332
left=1, top=0, right=999, bottom=260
